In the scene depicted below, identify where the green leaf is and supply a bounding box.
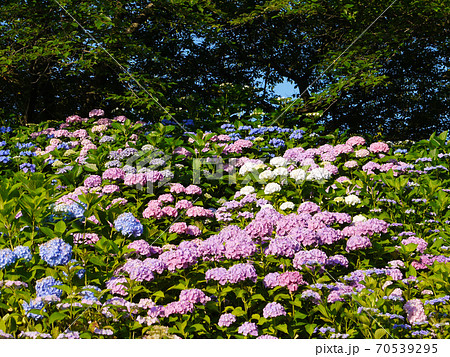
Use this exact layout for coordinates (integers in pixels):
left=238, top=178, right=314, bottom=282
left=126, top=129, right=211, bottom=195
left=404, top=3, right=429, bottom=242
left=275, top=323, right=289, bottom=334
left=54, top=220, right=66, bottom=234
left=39, top=226, right=55, bottom=238
left=49, top=312, right=67, bottom=324
left=374, top=328, right=386, bottom=339
left=305, top=323, right=317, bottom=336
left=250, top=294, right=265, bottom=301
left=231, top=306, right=246, bottom=317
left=89, top=256, right=106, bottom=267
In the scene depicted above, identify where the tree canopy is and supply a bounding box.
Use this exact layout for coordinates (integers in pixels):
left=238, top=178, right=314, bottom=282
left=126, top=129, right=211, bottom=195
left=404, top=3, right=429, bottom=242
left=0, top=0, right=448, bottom=139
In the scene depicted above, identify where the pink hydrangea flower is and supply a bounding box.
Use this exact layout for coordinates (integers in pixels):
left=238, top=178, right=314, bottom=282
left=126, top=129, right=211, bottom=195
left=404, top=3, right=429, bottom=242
left=404, top=299, right=427, bottom=325
left=369, top=142, right=390, bottom=153
left=346, top=136, right=366, bottom=147
left=102, top=185, right=120, bottom=194
left=401, top=236, right=428, bottom=253
left=102, top=168, right=125, bottom=181
left=114, top=116, right=127, bottom=123
left=185, top=185, right=202, bottom=195
left=158, top=194, right=174, bottom=203
left=84, top=175, right=102, bottom=188
left=173, top=147, right=192, bottom=157
left=355, top=149, right=370, bottom=158
left=89, top=109, right=105, bottom=117
left=175, top=199, right=193, bottom=210
left=162, top=206, right=178, bottom=217
left=170, top=183, right=186, bottom=194
left=143, top=206, right=164, bottom=219
left=186, top=225, right=202, bottom=236
left=169, top=222, right=188, bottom=234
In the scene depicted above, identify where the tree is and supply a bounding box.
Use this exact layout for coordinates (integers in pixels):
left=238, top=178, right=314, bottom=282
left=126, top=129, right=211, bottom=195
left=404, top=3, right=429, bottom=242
left=0, top=0, right=448, bottom=140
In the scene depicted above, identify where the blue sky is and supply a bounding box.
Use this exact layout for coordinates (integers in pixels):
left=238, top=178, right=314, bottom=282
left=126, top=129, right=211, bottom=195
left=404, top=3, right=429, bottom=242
left=273, top=78, right=297, bottom=98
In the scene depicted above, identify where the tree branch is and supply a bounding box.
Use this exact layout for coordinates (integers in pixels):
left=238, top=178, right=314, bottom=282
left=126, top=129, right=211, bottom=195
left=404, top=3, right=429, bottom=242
left=125, top=3, right=154, bottom=34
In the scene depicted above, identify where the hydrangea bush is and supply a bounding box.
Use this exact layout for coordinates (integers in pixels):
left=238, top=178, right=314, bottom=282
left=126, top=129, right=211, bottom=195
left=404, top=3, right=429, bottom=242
left=0, top=110, right=450, bottom=339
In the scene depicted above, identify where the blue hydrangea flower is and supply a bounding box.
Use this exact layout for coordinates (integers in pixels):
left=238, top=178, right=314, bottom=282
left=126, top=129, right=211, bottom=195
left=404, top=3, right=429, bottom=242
left=182, top=119, right=194, bottom=126
left=0, top=141, right=6, bottom=147
left=16, top=142, right=34, bottom=149
left=19, top=150, right=36, bottom=157
left=99, top=135, right=115, bottom=144
left=35, top=276, right=63, bottom=298
left=289, top=129, right=304, bottom=140
left=13, top=246, right=32, bottom=262
left=80, top=285, right=102, bottom=301
left=53, top=202, right=86, bottom=220
left=228, top=132, right=241, bottom=141
left=269, top=138, right=286, bottom=148
left=19, top=163, right=36, bottom=173
left=114, top=212, right=143, bottom=237
left=68, top=260, right=85, bottom=279
left=105, top=160, right=121, bottom=168
left=161, top=118, right=176, bottom=126
left=394, top=148, right=408, bottom=154
left=39, top=238, right=73, bottom=266
left=0, top=248, right=16, bottom=269
left=0, top=127, right=12, bottom=133
left=0, top=156, right=10, bottom=164
left=57, top=143, right=70, bottom=150
left=120, top=148, right=138, bottom=159
left=22, top=299, right=45, bottom=320
left=220, top=123, right=235, bottom=130
left=238, top=125, right=252, bottom=131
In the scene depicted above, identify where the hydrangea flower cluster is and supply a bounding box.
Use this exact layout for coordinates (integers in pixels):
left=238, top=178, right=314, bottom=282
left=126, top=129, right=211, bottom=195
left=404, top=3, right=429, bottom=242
left=39, top=238, right=72, bottom=266
left=114, top=213, right=143, bottom=237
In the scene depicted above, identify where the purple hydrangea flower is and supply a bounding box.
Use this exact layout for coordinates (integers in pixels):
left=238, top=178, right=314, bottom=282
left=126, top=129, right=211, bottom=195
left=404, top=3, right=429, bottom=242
left=293, top=249, right=328, bottom=270
left=265, top=237, right=301, bottom=258
left=238, top=322, right=258, bottom=337
left=263, top=302, right=286, bottom=318
left=179, top=289, right=211, bottom=305
left=218, top=313, right=236, bottom=327
left=227, top=263, right=258, bottom=284
left=263, top=272, right=280, bottom=289
left=224, top=235, right=257, bottom=259
left=346, top=235, right=372, bottom=252
left=158, top=248, right=198, bottom=272
left=205, top=267, right=229, bottom=285
left=326, top=255, right=349, bottom=268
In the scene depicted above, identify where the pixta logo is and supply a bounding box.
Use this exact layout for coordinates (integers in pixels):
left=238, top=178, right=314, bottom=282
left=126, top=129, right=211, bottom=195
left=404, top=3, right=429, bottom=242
left=125, top=148, right=173, bottom=193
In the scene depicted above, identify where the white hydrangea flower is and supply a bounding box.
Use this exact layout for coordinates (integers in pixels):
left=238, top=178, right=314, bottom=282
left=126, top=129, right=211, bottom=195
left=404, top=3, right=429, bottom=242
left=264, top=182, right=281, bottom=195
left=273, top=167, right=289, bottom=177
left=345, top=195, right=361, bottom=206
left=306, top=168, right=332, bottom=182
left=352, top=214, right=367, bottom=223
left=239, top=162, right=263, bottom=176
left=280, top=201, right=295, bottom=211
left=270, top=157, right=288, bottom=167
left=290, top=169, right=307, bottom=182
left=240, top=186, right=255, bottom=196
left=259, top=170, right=276, bottom=181
left=261, top=204, right=274, bottom=210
